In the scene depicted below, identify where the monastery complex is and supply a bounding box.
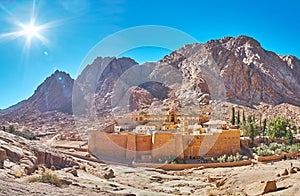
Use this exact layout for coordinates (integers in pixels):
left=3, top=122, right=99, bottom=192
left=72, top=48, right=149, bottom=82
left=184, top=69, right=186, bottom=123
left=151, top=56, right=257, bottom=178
left=88, top=109, right=242, bottom=163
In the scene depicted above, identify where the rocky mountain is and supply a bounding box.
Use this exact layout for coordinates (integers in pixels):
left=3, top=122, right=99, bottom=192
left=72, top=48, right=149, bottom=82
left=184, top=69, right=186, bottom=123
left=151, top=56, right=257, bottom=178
left=173, top=36, right=300, bottom=107
left=1, top=35, right=300, bottom=132
left=0, top=70, right=74, bottom=123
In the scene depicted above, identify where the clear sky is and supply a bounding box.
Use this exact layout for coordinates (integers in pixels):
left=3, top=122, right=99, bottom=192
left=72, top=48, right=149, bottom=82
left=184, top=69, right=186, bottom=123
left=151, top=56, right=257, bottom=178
left=0, top=0, right=299, bottom=109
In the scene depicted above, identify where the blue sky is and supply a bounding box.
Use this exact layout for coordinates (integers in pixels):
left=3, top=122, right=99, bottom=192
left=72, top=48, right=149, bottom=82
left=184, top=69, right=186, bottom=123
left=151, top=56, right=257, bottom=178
left=0, top=0, right=299, bottom=109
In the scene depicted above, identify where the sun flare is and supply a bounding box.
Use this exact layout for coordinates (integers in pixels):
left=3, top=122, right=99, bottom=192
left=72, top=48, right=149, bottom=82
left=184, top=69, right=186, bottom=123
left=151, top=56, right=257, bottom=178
left=20, top=23, right=40, bottom=40
left=0, top=1, right=61, bottom=50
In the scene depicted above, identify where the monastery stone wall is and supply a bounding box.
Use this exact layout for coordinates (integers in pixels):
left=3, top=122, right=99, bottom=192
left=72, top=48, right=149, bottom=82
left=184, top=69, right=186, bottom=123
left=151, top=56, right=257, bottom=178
left=88, top=129, right=241, bottom=162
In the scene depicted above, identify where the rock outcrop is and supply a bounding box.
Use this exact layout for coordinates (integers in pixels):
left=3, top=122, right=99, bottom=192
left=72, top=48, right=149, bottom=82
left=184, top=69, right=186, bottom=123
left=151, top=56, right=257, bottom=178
left=0, top=130, right=78, bottom=176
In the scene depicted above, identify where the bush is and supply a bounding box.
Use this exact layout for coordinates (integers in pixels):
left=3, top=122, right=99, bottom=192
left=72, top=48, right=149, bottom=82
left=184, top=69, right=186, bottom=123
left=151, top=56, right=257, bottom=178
left=155, top=155, right=182, bottom=164
left=289, top=144, right=300, bottom=152
left=257, top=148, right=273, bottom=156
left=269, top=142, right=282, bottom=151
left=227, top=155, right=234, bottom=162
left=6, top=125, right=36, bottom=140
left=253, top=142, right=300, bottom=156
left=274, top=148, right=282, bottom=155
left=242, top=156, right=248, bottom=160
left=28, top=172, right=63, bottom=187
left=216, top=153, right=245, bottom=163
left=217, top=154, right=227, bottom=163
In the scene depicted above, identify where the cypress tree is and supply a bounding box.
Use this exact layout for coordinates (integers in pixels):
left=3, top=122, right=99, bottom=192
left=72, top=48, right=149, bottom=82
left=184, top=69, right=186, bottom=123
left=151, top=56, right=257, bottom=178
left=242, top=110, right=246, bottom=125
left=263, top=119, right=267, bottom=135
left=231, top=107, right=235, bottom=125
left=250, top=122, right=255, bottom=145
left=247, top=115, right=252, bottom=124
left=237, top=110, right=240, bottom=126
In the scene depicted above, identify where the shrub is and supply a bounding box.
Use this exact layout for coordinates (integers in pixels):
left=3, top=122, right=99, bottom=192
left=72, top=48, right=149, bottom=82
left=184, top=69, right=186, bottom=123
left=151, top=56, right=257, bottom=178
left=289, top=145, right=298, bottom=153
left=269, top=142, right=282, bottom=151
left=257, top=148, right=273, bottom=156
left=242, top=156, right=248, bottom=160
left=215, top=153, right=247, bottom=163
left=227, top=155, right=234, bottom=162
left=274, top=148, right=282, bottom=155
left=155, top=155, right=181, bottom=164
left=217, top=154, right=227, bottom=163
left=6, top=125, right=36, bottom=140
left=28, top=172, right=63, bottom=187
left=253, top=142, right=300, bottom=156
left=235, top=152, right=242, bottom=160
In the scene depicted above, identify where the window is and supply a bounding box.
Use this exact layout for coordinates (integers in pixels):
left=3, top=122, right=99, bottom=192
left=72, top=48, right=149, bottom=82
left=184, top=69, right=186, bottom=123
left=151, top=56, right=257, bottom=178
left=171, top=114, right=175, bottom=122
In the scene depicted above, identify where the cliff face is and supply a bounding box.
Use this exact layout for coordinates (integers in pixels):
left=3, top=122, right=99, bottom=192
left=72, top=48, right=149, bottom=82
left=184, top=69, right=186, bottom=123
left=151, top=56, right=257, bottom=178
left=170, top=36, right=300, bottom=107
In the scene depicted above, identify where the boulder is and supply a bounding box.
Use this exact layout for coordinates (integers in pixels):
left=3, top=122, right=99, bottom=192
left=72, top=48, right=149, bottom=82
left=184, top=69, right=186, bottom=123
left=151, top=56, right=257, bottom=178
left=98, top=168, right=114, bottom=179
left=20, top=157, right=37, bottom=175
left=10, top=165, right=24, bottom=178
left=289, top=168, right=297, bottom=174
left=263, top=181, right=277, bottom=194
left=1, top=145, right=24, bottom=162
left=68, top=169, right=78, bottom=177
left=293, top=167, right=300, bottom=172
left=14, top=170, right=23, bottom=178
left=80, top=164, right=87, bottom=172
left=281, top=169, right=289, bottom=176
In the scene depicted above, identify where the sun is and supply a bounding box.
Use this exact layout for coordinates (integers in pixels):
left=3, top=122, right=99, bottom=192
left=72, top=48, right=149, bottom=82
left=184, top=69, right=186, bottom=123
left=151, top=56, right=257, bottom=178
left=0, top=18, right=48, bottom=50
left=21, top=23, right=40, bottom=40
left=0, top=1, right=61, bottom=50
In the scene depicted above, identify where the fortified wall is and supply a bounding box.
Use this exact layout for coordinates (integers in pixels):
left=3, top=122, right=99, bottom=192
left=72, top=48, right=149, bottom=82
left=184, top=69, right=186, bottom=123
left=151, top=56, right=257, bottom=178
left=88, top=129, right=241, bottom=163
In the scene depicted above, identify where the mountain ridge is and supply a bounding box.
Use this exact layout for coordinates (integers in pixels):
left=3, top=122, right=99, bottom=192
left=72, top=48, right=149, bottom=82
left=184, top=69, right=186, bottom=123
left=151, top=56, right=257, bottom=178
left=1, top=35, right=300, bottom=129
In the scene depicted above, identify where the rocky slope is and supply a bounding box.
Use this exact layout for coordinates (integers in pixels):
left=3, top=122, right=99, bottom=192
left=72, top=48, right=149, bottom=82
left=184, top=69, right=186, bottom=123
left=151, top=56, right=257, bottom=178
left=1, top=35, right=300, bottom=132
left=173, top=36, right=300, bottom=107
left=1, top=129, right=300, bottom=196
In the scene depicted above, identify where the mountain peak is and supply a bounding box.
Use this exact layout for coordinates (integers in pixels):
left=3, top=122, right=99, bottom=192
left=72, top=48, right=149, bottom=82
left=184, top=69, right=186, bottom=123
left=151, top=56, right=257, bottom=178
left=22, top=70, right=74, bottom=115
left=204, top=35, right=261, bottom=50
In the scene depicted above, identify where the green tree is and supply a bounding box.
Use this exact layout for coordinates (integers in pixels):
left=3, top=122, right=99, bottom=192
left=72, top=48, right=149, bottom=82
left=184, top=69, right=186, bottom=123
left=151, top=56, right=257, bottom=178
left=287, top=120, right=297, bottom=134
left=267, top=117, right=288, bottom=138
left=286, top=130, right=293, bottom=145
left=262, top=119, right=267, bottom=135
left=231, top=107, right=235, bottom=125
left=261, top=118, right=267, bottom=143
left=241, top=115, right=259, bottom=143
left=237, top=110, right=240, bottom=126
left=242, top=110, right=246, bottom=125
left=250, top=122, right=255, bottom=145
left=247, top=115, right=252, bottom=124
left=259, top=114, right=262, bottom=130
left=8, top=125, right=15, bottom=133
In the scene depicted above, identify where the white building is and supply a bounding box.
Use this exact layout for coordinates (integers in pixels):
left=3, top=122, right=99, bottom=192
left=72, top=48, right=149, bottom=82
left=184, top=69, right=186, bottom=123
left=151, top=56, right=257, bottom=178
left=132, top=125, right=156, bottom=135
